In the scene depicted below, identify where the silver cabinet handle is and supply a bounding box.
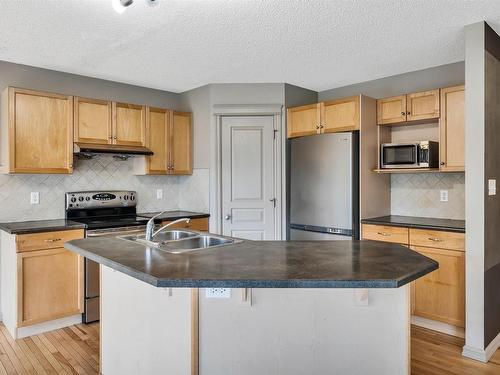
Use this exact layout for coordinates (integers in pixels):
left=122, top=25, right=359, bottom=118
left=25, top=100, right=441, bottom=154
left=224, top=215, right=231, bottom=220
left=44, top=238, right=62, bottom=243
left=428, top=237, right=443, bottom=242
left=377, top=232, right=390, bottom=237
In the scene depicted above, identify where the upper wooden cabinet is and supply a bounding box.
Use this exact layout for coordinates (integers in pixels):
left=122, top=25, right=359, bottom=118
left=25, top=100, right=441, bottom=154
left=287, top=97, right=360, bottom=138
left=407, top=90, right=440, bottom=122
left=74, top=97, right=112, bottom=144
left=376, top=95, right=407, bottom=125
left=113, top=102, right=147, bottom=147
left=135, top=108, right=193, bottom=175
left=146, top=107, right=170, bottom=174
left=0, top=87, right=74, bottom=174
left=171, top=111, right=193, bottom=175
left=321, top=96, right=360, bottom=133
left=440, top=86, right=465, bottom=171
left=287, top=103, right=320, bottom=138
left=377, top=89, right=440, bottom=125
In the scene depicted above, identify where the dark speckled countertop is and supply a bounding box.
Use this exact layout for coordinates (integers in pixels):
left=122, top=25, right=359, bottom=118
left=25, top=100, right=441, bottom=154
left=362, top=215, right=465, bottom=233
left=0, top=211, right=209, bottom=235
left=65, top=237, right=438, bottom=289
left=0, top=219, right=86, bottom=234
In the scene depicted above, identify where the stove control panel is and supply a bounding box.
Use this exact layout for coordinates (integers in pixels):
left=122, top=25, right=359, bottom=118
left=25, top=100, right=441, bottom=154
left=65, top=191, right=137, bottom=210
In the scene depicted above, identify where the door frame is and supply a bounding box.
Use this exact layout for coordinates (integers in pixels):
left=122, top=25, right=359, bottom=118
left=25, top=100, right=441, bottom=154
left=211, top=104, right=284, bottom=239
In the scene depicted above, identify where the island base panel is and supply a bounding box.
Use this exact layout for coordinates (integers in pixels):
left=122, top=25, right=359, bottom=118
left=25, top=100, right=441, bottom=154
left=101, top=265, right=410, bottom=375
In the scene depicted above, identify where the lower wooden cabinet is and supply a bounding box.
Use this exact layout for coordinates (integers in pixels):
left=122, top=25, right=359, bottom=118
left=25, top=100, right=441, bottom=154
left=362, top=223, right=465, bottom=331
left=410, top=246, right=465, bottom=327
left=162, top=217, right=209, bottom=231
left=0, top=229, right=84, bottom=338
left=18, top=247, right=84, bottom=327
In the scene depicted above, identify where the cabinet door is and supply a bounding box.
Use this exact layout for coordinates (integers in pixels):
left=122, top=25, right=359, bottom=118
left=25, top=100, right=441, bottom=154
left=287, top=104, right=320, bottom=138
left=6, top=87, right=73, bottom=173
left=320, top=96, right=359, bottom=133
left=146, top=107, right=170, bottom=174
left=411, top=246, right=465, bottom=327
left=170, top=111, right=192, bottom=175
left=162, top=218, right=209, bottom=231
left=112, top=102, right=146, bottom=146
left=376, top=95, right=406, bottom=125
left=406, top=89, right=440, bottom=122
left=74, top=97, right=112, bottom=144
left=440, top=86, right=465, bottom=171
left=17, top=248, right=84, bottom=327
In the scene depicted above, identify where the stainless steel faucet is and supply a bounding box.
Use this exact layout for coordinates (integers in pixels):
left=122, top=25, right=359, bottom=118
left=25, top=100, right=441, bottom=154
left=145, top=212, right=191, bottom=241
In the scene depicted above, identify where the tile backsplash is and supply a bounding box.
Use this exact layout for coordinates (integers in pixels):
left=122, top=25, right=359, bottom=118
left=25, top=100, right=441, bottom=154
left=0, top=156, right=210, bottom=223
left=391, top=173, right=465, bottom=220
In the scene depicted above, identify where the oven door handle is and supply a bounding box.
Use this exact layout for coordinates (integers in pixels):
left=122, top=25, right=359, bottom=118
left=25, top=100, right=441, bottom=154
left=86, top=227, right=147, bottom=237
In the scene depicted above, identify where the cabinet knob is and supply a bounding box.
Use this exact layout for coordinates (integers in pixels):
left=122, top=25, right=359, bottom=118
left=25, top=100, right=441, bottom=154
left=440, top=162, right=445, bottom=165
left=401, top=112, right=406, bottom=116
left=320, top=125, right=324, bottom=129
left=406, top=111, right=411, bottom=115
left=113, top=136, right=117, bottom=140
left=316, top=125, right=320, bottom=130
left=224, top=215, right=231, bottom=220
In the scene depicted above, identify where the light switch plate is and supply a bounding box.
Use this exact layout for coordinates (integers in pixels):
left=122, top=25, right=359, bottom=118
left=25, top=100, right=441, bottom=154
left=30, top=192, right=40, bottom=205
left=489, top=179, right=497, bottom=196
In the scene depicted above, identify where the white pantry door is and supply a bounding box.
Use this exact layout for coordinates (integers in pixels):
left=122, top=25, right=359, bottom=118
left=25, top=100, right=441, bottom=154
left=221, top=116, right=276, bottom=240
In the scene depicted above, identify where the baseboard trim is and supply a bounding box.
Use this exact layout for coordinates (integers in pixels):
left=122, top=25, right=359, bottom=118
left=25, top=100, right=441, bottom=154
left=411, top=315, right=465, bottom=338
left=15, top=314, right=82, bottom=339
left=462, top=331, right=500, bottom=363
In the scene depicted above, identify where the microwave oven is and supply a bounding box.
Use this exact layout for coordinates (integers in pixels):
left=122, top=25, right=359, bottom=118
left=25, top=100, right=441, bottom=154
left=380, top=141, right=439, bottom=169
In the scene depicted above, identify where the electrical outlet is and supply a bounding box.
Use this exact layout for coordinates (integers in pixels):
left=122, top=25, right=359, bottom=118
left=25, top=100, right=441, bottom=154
left=205, top=288, right=231, bottom=299
left=156, top=189, right=163, bottom=200
left=30, top=192, right=40, bottom=205
left=440, top=190, right=448, bottom=202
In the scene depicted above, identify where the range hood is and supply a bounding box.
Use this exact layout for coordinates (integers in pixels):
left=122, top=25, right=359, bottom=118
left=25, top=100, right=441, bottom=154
left=74, top=143, right=154, bottom=156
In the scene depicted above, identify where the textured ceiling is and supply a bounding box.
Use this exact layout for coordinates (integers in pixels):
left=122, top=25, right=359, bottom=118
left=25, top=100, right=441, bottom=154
left=0, top=0, right=499, bottom=93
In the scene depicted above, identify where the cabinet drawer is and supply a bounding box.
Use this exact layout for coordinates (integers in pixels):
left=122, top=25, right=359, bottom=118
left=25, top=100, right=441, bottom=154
left=409, top=229, right=464, bottom=251
left=162, top=218, right=209, bottom=232
left=16, top=229, right=84, bottom=253
left=361, top=224, right=408, bottom=244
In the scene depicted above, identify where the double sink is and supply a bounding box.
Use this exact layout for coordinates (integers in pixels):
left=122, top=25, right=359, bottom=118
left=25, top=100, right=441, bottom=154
left=119, top=229, right=241, bottom=254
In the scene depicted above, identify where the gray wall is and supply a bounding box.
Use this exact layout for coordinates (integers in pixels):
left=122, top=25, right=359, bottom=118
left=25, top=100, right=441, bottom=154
left=180, top=85, right=211, bottom=169
left=319, top=62, right=466, bottom=220
left=0, top=60, right=183, bottom=108
left=484, top=23, right=500, bottom=349
left=318, top=61, right=465, bottom=101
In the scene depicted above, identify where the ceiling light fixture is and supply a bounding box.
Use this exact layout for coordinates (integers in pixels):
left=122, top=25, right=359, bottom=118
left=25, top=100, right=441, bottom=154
left=112, top=0, right=134, bottom=14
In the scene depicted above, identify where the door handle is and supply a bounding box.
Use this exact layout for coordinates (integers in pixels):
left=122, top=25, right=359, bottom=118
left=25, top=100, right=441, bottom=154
left=224, top=215, right=231, bottom=220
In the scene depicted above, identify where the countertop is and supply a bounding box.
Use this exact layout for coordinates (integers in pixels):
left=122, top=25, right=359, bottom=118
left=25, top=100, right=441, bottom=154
left=0, top=211, right=209, bottom=235
left=138, top=211, right=210, bottom=222
left=65, top=237, right=438, bottom=289
left=0, top=219, right=87, bottom=235
left=361, top=215, right=465, bottom=233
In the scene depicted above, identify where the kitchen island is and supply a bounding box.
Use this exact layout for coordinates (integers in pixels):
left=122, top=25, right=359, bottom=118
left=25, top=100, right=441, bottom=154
left=66, top=236, right=437, bottom=375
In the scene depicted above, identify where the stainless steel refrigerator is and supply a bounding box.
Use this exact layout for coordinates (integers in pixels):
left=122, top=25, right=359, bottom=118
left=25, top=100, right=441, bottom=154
left=289, top=132, right=359, bottom=240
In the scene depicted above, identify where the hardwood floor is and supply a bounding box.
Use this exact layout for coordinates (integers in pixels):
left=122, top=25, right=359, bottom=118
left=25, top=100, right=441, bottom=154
left=0, top=322, right=498, bottom=374
left=412, top=326, right=500, bottom=375
left=0, top=323, right=99, bottom=375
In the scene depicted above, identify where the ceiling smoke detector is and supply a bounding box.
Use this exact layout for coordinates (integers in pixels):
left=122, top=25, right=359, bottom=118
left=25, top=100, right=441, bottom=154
left=112, top=0, right=134, bottom=14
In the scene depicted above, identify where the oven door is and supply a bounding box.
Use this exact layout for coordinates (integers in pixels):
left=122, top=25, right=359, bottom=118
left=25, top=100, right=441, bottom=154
left=83, top=226, right=146, bottom=323
left=381, top=144, right=418, bottom=168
